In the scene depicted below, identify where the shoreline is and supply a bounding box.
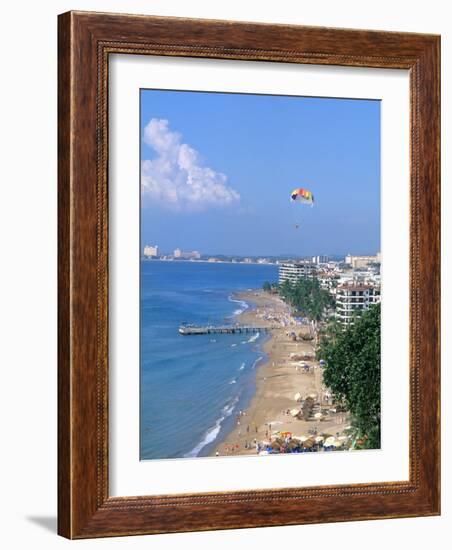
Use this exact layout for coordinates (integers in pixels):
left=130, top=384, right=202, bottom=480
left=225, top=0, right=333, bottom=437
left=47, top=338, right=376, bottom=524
left=142, top=258, right=278, bottom=266
left=210, top=289, right=351, bottom=457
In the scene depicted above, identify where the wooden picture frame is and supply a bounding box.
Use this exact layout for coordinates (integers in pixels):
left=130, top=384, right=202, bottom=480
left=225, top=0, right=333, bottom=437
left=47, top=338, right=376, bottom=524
left=58, top=11, right=440, bottom=539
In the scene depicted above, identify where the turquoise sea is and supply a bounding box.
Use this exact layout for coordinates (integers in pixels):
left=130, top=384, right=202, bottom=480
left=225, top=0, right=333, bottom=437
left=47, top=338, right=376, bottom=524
left=140, top=260, right=278, bottom=460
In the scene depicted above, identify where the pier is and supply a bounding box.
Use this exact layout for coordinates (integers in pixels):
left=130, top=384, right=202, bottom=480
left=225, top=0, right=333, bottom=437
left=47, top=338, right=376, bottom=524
left=179, top=324, right=273, bottom=335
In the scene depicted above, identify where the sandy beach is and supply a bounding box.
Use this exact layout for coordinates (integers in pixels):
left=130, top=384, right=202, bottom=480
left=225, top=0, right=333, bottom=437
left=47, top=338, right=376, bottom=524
left=211, top=290, right=350, bottom=456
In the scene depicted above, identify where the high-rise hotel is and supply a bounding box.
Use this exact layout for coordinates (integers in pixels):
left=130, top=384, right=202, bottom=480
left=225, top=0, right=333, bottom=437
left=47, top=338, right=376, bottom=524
left=335, top=283, right=381, bottom=327
left=278, top=262, right=317, bottom=285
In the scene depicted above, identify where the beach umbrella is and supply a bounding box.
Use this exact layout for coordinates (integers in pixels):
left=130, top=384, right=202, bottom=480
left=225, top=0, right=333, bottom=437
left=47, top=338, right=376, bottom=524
left=290, top=408, right=300, bottom=417
left=308, top=393, right=318, bottom=400
left=315, top=436, right=324, bottom=443
left=294, top=392, right=302, bottom=402
left=324, top=436, right=336, bottom=447
left=314, top=412, right=323, bottom=420
left=333, top=440, right=343, bottom=448
left=286, top=439, right=300, bottom=451
left=298, top=436, right=309, bottom=442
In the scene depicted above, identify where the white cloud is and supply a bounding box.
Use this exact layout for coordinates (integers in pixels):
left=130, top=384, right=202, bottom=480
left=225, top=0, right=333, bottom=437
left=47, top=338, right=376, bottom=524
left=141, top=118, right=240, bottom=211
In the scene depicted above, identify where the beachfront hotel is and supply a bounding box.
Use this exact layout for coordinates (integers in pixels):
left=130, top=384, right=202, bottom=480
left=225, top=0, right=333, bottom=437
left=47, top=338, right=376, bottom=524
left=173, top=248, right=201, bottom=260
left=278, top=262, right=317, bottom=285
left=143, top=244, right=159, bottom=257
left=335, top=283, right=381, bottom=327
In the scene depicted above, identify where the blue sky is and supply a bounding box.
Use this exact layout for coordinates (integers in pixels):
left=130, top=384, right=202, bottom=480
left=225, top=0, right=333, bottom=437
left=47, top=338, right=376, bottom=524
left=140, top=89, right=380, bottom=257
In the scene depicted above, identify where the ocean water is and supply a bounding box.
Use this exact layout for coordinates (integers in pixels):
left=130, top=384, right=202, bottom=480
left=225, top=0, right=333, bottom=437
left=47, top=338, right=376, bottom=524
left=140, top=260, right=278, bottom=460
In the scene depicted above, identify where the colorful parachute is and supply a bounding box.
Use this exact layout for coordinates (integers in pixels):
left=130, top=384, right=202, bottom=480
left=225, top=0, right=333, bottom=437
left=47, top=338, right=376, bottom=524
left=290, top=188, right=314, bottom=205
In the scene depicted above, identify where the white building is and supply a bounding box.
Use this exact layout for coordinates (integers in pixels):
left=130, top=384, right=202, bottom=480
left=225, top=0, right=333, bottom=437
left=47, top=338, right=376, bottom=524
left=143, top=244, right=159, bottom=257
left=186, top=250, right=201, bottom=260
left=317, top=272, right=340, bottom=292
left=174, top=248, right=201, bottom=260
left=312, top=255, right=329, bottom=264
left=336, top=283, right=381, bottom=327
left=279, top=262, right=317, bottom=285
left=344, top=253, right=381, bottom=269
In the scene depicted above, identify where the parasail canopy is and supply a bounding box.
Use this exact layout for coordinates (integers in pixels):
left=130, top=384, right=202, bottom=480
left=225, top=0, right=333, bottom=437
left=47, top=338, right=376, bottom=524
left=290, top=188, right=314, bottom=205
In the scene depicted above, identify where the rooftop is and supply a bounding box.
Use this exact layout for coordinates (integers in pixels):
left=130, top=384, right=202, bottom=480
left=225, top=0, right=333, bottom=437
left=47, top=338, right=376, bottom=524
left=337, top=283, right=374, bottom=291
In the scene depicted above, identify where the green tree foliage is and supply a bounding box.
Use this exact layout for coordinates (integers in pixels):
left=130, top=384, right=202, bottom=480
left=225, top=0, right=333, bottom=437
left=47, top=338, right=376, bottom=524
left=278, top=277, right=334, bottom=321
left=319, top=304, right=381, bottom=448
left=262, top=281, right=272, bottom=292
left=317, top=316, right=343, bottom=349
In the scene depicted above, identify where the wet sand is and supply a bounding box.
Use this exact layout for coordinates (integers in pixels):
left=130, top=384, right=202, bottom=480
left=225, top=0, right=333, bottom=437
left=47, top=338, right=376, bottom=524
left=211, top=290, right=349, bottom=456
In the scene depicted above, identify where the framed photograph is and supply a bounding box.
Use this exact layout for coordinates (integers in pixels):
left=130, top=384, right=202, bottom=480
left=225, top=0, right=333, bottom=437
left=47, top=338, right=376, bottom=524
left=58, top=11, right=440, bottom=538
